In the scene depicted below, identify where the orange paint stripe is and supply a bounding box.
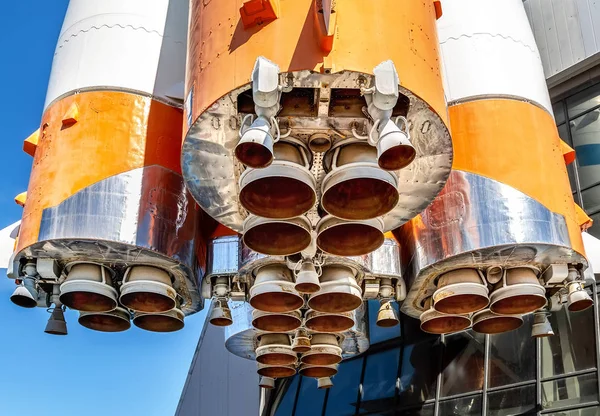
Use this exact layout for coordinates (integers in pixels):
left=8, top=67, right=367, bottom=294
left=18, top=91, right=183, bottom=251
left=449, top=99, right=585, bottom=257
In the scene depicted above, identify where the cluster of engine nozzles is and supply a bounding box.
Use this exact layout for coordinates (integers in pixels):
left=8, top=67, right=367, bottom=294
left=58, top=263, right=185, bottom=333
left=238, top=139, right=412, bottom=259
left=420, top=267, right=592, bottom=335
left=236, top=58, right=415, bottom=259
left=209, top=263, right=365, bottom=387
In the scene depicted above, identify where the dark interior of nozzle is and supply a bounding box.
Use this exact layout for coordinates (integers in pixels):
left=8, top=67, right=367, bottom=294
left=120, top=292, right=175, bottom=313
left=60, top=291, right=117, bottom=313
left=134, top=314, right=184, bottom=333
left=378, top=142, right=416, bottom=171
left=306, top=314, right=354, bottom=333
left=473, top=316, right=522, bottom=334
left=302, top=352, right=341, bottom=366
left=435, top=294, right=489, bottom=315
left=322, top=177, right=399, bottom=220
left=309, top=291, right=363, bottom=314
left=491, top=294, right=547, bottom=315
left=317, top=222, right=384, bottom=256
left=300, top=366, right=337, bottom=378
left=421, top=315, right=470, bottom=334
left=250, top=292, right=304, bottom=313
left=79, top=313, right=130, bottom=332
left=235, top=141, right=273, bottom=169
left=253, top=314, right=300, bottom=332
left=244, top=222, right=311, bottom=256
left=257, top=366, right=296, bottom=378
left=239, top=176, right=316, bottom=219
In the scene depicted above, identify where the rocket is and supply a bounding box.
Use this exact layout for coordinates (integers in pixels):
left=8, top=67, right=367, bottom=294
left=7, top=0, right=593, bottom=389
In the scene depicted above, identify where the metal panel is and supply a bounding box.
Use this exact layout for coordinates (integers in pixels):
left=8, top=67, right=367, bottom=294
left=45, top=0, right=188, bottom=108
left=399, top=171, right=585, bottom=318
left=175, top=311, right=260, bottom=416
left=524, top=0, right=600, bottom=79
left=438, top=0, right=552, bottom=113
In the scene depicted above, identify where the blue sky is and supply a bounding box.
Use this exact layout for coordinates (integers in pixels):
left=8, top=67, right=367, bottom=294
left=0, top=3, right=206, bottom=415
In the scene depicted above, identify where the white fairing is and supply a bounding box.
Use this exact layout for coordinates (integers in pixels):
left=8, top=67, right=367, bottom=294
left=437, top=0, right=552, bottom=114
left=582, top=232, right=600, bottom=276
left=44, top=0, right=188, bottom=108
left=0, top=221, right=19, bottom=269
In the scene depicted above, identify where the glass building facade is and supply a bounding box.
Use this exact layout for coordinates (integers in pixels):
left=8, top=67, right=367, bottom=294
left=555, top=82, right=600, bottom=239
left=264, top=292, right=600, bottom=416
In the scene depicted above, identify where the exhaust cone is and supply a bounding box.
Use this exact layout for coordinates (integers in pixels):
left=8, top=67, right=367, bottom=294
left=376, top=300, right=400, bottom=327
left=10, top=278, right=38, bottom=308
left=567, top=281, right=593, bottom=312
left=259, top=377, right=275, bottom=389
left=78, top=307, right=131, bottom=332
left=316, top=216, right=385, bottom=257
left=133, top=308, right=185, bottom=333
left=299, top=364, right=338, bottom=378
left=59, top=263, right=118, bottom=312
left=295, top=260, right=321, bottom=294
left=120, top=266, right=176, bottom=313
left=318, top=377, right=333, bottom=389
left=472, top=309, right=523, bottom=334
left=531, top=310, right=554, bottom=338
left=489, top=268, right=547, bottom=315
left=239, top=142, right=316, bottom=219
left=209, top=299, right=233, bottom=327
left=256, top=334, right=297, bottom=366
left=249, top=264, right=304, bottom=313
left=252, top=309, right=301, bottom=332
left=420, top=307, right=471, bottom=335
left=257, top=363, right=296, bottom=378
left=433, top=269, right=489, bottom=315
left=45, top=307, right=68, bottom=336
left=305, top=310, right=355, bottom=333
left=235, top=116, right=274, bottom=169
left=322, top=143, right=399, bottom=220
left=308, top=265, right=362, bottom=313
left=291, top=328, right=312, bottom=353
left=376, top=118, right=416, bottom=171
left=243, top=215, right=312, bottom=256
left=301, top=334, right=342, bottom=365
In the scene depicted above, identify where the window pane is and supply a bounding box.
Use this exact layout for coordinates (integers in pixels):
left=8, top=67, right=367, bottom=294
left=441, top=331, right=485, bottom=397
left=359, top=348, right=400, bottom=414
left=567, top=83, right=600, bottom=118
left=368, top=300, right=401, bottom=344
left=545, top=408, right=600, bottom=416
left=542, top=373, right=599, bottom=410
left=583, top=185, right=600, bottom=214
left=569, top=110, right=600, bottom=190
left=295, top=377, right=326, bottom=416
left=487, top=384, right=536, bottom=416
left=399, top=340, right=440, bottom=406
left=488, top=314, right=535, bottom=387
left=541, top=303, right=596, bottom=378
left=397, top=403, right=434, bottom=416
left=274, top=377, right=300, bottom=416
left=438, top=395, right=482, bottom=416
left=325, top=357, right=362, bottom=416
left=554, top=102, right=566, bottom=125
left=589, top=213, right=600, bottom=240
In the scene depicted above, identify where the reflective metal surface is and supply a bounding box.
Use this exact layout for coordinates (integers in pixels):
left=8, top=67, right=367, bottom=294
left=15, top=166, right=202, bottom=315
left=400, top=171, right=587, bottom=318
left=224, top=301, right=369, bottom=361
left=207, top=235, right=403, bottom=285
left=182, top=70, right=452, bottom=233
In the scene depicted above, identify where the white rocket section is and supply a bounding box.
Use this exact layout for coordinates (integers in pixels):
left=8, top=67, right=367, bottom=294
left=0, top=221, right=19, bottom=269
left=437, top=0, right=552, bottom=114
left=44, top=0, right=188, bottom=109
left=582, top=232, right=600, bottom=276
